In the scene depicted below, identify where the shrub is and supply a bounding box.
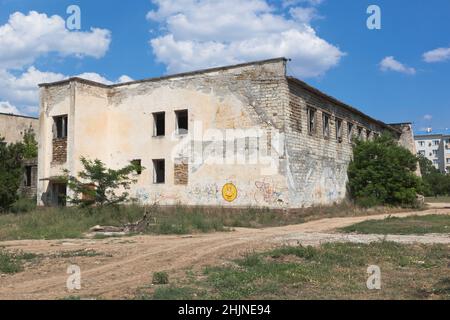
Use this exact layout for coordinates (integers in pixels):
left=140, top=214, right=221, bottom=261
left=152, top=271, right=169, bottom=285
left=348, top=133, right=423, bottom=207
left=10, top=197, right=37, bottom=214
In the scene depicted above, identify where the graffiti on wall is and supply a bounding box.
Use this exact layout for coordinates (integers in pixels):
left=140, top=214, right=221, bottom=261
left=254, top=177, right=287, bottom=206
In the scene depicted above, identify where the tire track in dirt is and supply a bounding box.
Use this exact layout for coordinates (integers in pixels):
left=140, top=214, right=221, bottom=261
left=0, top=207, right=449, bottom=300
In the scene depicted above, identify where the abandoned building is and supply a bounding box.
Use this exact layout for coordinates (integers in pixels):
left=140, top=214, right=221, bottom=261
left=37, top=58, right=417, bottom=208
left=0, top=112, right=39, bottom=199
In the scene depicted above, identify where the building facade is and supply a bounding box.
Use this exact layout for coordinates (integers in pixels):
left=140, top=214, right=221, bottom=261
left=415, top=130, right=450, bottom=173
left=37, top=58, right=416, bottom=208
left=0, top=113, right=39, bottom=199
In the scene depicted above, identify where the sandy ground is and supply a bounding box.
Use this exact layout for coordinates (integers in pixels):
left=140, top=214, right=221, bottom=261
left=0, top=205, right=449, bottom=300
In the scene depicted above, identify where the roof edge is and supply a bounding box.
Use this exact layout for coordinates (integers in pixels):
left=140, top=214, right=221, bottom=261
left=286, top=77, right=402, bottom=134
left=0, top=112, right=39, bottom=120
left=38, top=57, right=288, bottom=88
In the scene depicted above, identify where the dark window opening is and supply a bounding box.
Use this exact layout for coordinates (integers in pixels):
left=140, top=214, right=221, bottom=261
left=25, top=166, right=32, bottom=187
left=348, top=123, right=354, bottom=142
left=131, top=159, right=142, bottom=175
left=357, top=127, right=363, bottom=140
left=307, top=108, right=316, bottom=135
left=176, top=110, right=188, bottom=134
left=323, top=113, right=330, bottom=138
left=153, top=112, right=165, bottom=137
left=336, top=118, right=343, bottom=142
left=366, top=130, right=372, bottom=140
left=53, top=183, right=67, bottom=207
left=54, top=115, right=68, bottom=139
left=153, top=159, right=165, bottom=184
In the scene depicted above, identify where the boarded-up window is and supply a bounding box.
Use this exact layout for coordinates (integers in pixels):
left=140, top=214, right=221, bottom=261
left=174, top=162, right=188, bottom=185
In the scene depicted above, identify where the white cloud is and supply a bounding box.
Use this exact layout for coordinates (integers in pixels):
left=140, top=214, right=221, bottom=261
left=0, top=67, right=132, bottom=116
left=147, top=0, right=344, bottom=78
left=289, top=7, right=322, bottom=24
left=423, top=47, right=450, bottom=63
left=0, top=101, right=22, bottom=115
left=283, top=0, right=324, bottom=7
left=0, top=11, right=111, bottom=69
left=423, top=114, right=433, bottom=121
left=379, top=56, right=416, bottom=75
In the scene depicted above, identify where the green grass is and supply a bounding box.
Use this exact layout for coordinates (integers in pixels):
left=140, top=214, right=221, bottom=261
left=136, top=242, right=450, bottom=300
left=0, top=202, right=423, bottom=241
left=0, top=250, right=38, bottom=274
left=426, top=196, right=450, bottom=203
left=341, top=215, right=450, bottom=235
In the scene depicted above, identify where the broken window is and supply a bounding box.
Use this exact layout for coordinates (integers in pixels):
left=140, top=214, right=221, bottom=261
left=307, top=107, right=316, bottom=135
left=175, top=110, right=188, bottom=134
left=131, top=159, right=142, bottom=175
left=336, top=118, right=343, bottom=142
left=53, top=115, right=68, bottom=139
left=348, top=123, right=354, bottom=142
left=25, top=166, right=32, bottom=187
left=153, top=159, right=165, bottom=184
left=357, top=127, right=363, bottom=140
left=153, top=112, right=165, bottom=137
left=323, top=113, right=330, bottom=138
left=366, top=130, right=372, bottom=140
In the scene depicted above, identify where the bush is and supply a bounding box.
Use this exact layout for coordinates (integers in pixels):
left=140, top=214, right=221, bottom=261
left=418, top=155, right=450, bottom=197
left=152, top=271, right=169, bottom=285
left=10, top=197, right=37, bottom=214
left=348, top=133, right=423, bottom=207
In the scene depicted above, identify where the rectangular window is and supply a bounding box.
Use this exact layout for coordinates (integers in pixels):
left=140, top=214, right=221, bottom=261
left=153, top=112, right=165, bottom=137
left=175, top=110, right=188, bottom=134
left=323, top=113, right=330, bottom=138
left=25, top=166, right=32, bottom=187
left=54, top=115, right=68, bottom=139
left=307, top=107, right=316, bottom=135
left=433, top=150, right=438, bottom=156
left=418, top=150, right=425, bottom=156
left=336, top=118, right=343, bottom=142
left=366, top=130, right=372, bottom=140
left=131, top=159, right=142, bottom=175
left=447, top=158, right=450, bottom=164
left=153, top=159, right=165, bottom=184
left=357, top=127, right=363, bottom=140
left=433, top=159, right=439, bottom=165
left=418, top=141, right=425, bottom=147
left=434, top=140, right=440, bottom=146
left=348, top=123, right=354, bottom=142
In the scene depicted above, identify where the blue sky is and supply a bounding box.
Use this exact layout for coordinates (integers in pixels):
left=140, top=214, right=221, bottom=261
left=0, top=0, right=449, bottom=132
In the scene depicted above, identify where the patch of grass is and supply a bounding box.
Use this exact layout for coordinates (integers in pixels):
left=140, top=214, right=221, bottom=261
left=152, top=271, right=169, bottom=285
left=0, top=250, right=38, bottom=274
left=341, top=215, right=450, bottom=235
left=135, top=242, right=450, bottom=300
left=425, top=196, right=450, bottom=203
left=0, top=202, right=424, bottom=241
left=54, top=249, right=103, bottom=258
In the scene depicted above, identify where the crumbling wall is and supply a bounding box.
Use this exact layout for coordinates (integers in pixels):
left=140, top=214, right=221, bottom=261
left=0, top=113, right=38, bottom=144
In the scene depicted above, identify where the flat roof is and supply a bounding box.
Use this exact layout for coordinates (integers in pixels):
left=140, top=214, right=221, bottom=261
left=0, top=112, right=38, bottom=120
left=38, top=57, right=288, bottom=88
left=38, top=57, right=403, bottom=133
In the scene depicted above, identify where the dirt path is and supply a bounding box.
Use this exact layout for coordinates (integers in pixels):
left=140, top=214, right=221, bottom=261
left=0, top=206, right=449, bottom=300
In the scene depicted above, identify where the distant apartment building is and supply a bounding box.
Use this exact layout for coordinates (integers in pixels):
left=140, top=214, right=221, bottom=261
left=415, top=129, right=450, bottom=174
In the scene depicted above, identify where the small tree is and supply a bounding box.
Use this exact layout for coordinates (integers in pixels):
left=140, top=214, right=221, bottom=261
left=348, top=133, right=423, bottom=207
left=22, top=128, right=38, bottom=159
left=418, top=155, right=450, bottom=197
left=63, top=157, right=144, bottom=207
left=0, top=137, right=25, bottom=211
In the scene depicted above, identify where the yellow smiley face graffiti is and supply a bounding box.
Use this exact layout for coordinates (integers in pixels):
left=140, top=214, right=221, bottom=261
left=222, top=183, right=238, bottom=202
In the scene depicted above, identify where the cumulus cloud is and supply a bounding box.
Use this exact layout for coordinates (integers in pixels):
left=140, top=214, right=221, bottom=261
left=423, top=47, right=450, bottom=63
left=0, top=11, right=111, bottom=69
left=0, top=101, right=22, bottom=115
left=147, top=0, right=344, bottom=78
left=379, top=56, right=416, bottom=75
left=0, top=67, right=132, bottom=116
left=289, top=7, right=322, bottom=24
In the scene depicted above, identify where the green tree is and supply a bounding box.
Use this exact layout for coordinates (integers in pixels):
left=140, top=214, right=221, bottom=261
left=348, top=133, right=423, bottom=207
left=418, top=155, right=450, bottom=197
left=63, top=157, right=144, bottom=207
left=22, top=128, right=38, bottom=159
left=0, top=137, right=25, bottom=211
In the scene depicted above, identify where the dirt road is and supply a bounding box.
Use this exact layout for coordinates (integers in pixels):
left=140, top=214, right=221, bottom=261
left=0, top=206, right=449, bottom=300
